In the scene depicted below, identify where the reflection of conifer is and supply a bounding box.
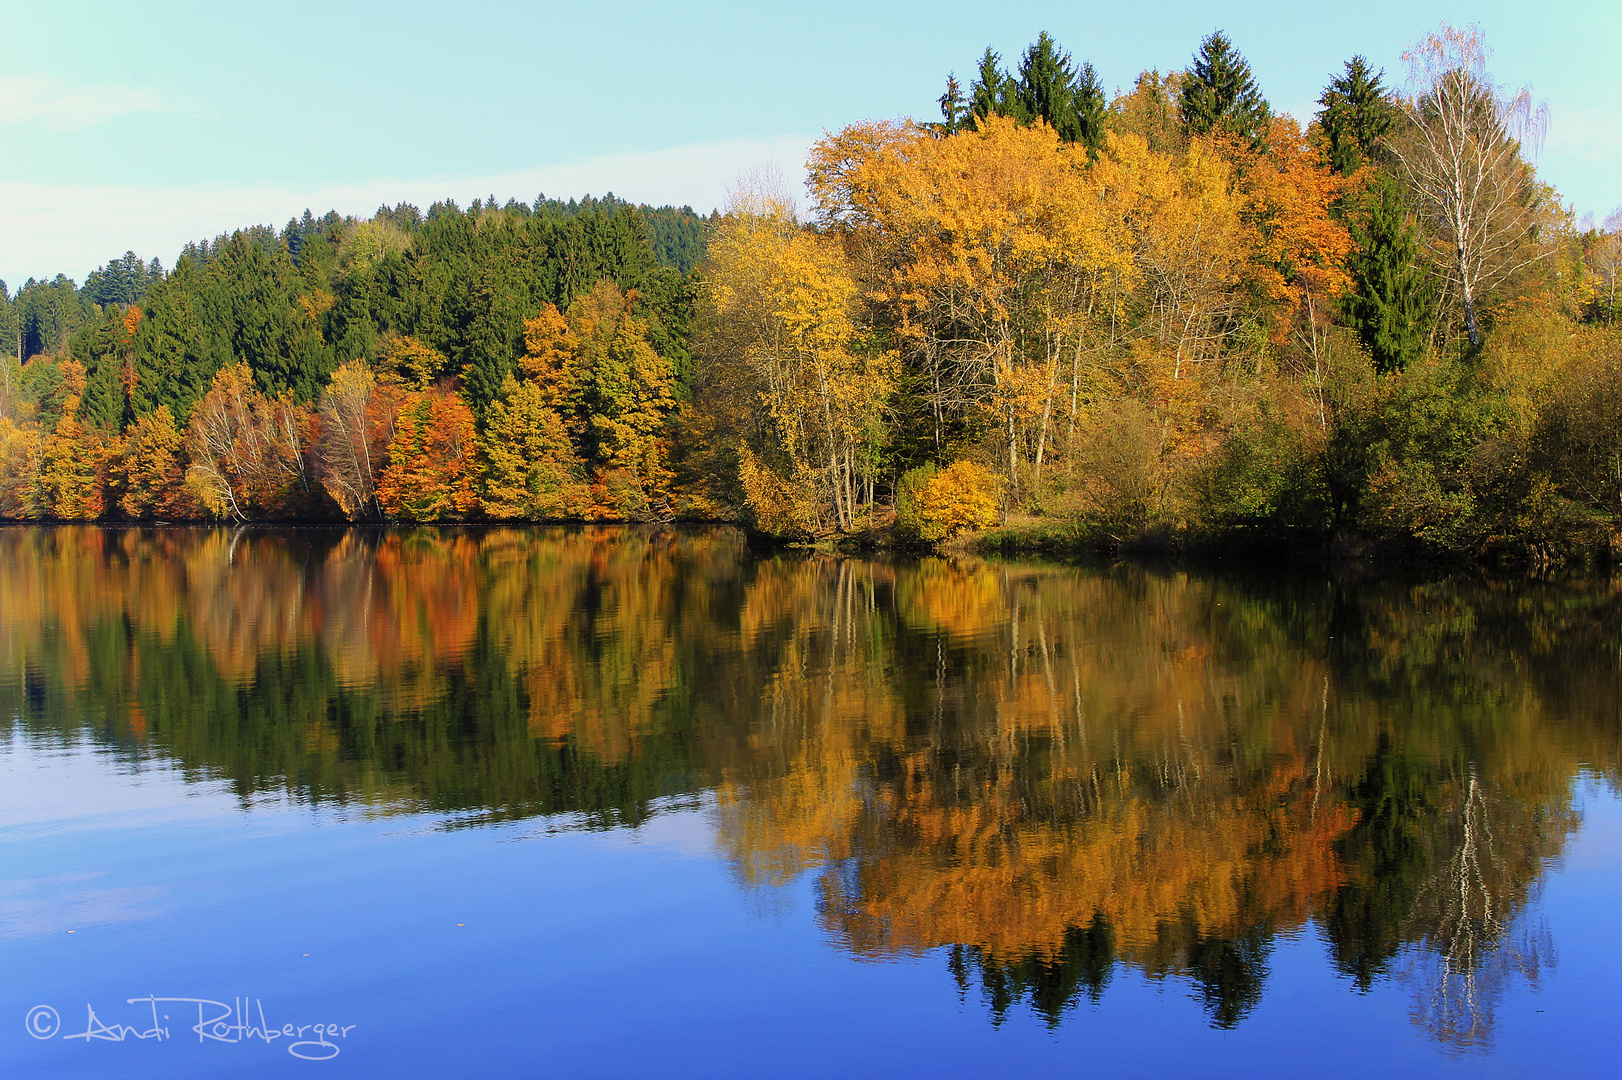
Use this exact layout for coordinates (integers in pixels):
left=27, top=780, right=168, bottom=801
left=1181, top=924, right=1272, bottom=1029
left=950, top=915, right=1116, bottom=1027
left=1326, top=737, right=1434, bottom=991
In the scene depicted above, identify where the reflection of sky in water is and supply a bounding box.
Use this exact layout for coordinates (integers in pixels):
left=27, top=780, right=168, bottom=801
left=2, top=736, right=1619, bottom=1079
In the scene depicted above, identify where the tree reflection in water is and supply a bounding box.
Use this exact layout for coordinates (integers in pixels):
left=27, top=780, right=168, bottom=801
left=1, top=526, right=1615, bottom=1043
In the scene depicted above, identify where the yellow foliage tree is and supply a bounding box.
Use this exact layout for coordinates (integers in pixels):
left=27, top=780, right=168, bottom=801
left=186, top=362, right=314, bottom=520
left=705, top=177, right=896, bottom=533
left=116, top=405, right=197, bottom=519
left=568, top=281, right=677, bottom=519
left=0, top=417, right=43, bottom=518
left=808, top=115, right=1132, bottom=500
left=917, top=460, right=1002, bottom=539
left=378, top=335, right=448, bottom=390
left=479, top=374, right=591, bottom=519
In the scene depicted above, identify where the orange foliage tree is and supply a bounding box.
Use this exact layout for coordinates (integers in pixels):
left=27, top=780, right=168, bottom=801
left=377, top=388, right=479, bottom=521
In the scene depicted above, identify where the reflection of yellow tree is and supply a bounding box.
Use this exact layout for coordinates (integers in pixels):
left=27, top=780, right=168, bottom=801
left=488, top=528, right=684, bottom=763
left=707, top=557, right=1602, bottom=1035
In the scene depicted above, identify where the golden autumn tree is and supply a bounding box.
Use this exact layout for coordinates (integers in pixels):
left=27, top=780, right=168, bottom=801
left=479, top=374, right=591, bottom=519
left=567, top=281, right=677, bottom=519
left=36, top=358, right=116, bottom=519
left=808, top=116, right=1130, bottom=503
left=704, top=172, right=896, bottom=533
left=115, top=405, right=197, bottom=519
left=186, top=362, right=314, bottom=520
left=475, top=286, right=678, bottom=522
left=378, top=334, right=449, bottom=390
left=314, top=360, right=399, bottom=520
left=917, top=460, right=1002, bottom=539
left=517, top=303, right=580, bottom=418
left=0, top=417, right=43, bottom=518
left=1092, top=132, right=1247, bottom=381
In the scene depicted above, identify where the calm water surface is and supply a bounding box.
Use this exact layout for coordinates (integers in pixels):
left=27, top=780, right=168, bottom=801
left=2, top=526, right=1619, bottom=1078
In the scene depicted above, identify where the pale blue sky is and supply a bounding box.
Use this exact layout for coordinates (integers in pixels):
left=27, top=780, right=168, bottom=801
left=2, top=0, right=1618, bottom=285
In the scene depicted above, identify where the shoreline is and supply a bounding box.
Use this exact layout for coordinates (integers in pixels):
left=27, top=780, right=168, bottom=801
left=5, top=516, right=1618, bottom=577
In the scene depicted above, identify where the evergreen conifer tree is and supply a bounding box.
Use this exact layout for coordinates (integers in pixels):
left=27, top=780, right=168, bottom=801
left=1346, top=174, right=1434, bottom=373
left=1180, top=31, right=1271, bottom=146
left=968, top=48, right=1018, bottom=125
left=937, top=75, right=967, bottom=135
left=1317, top=57, right=1394, bottom=175
left=1014, top=32, right=1107, bottom=152
left=963, top=34, right=1107, bottom=152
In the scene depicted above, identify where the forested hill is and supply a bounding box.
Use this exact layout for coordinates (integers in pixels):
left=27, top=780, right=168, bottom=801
left=1, top=194, right=710, bottom=421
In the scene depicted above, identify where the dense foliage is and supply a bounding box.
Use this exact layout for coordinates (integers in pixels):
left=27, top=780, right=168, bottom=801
left=713, top=25, right=1618, bottom=564
left=1, top=195, right=708, bottom=522
left=1, top=23, right=1617, bottom=563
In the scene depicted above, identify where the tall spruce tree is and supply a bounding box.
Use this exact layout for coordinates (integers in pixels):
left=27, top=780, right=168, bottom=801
left=1180, top=31, right=1271, bottom=146
left=1346, top=174, right=1434, bottom=373
left=1317, top=57, right=1395, bottom=175
left=964, top=34, right=1107, bottom=152
left=968, top=48, right=1018, bottom=124
left=1014, top=32, right=1107, bottom=151
left=0, top=281, right=17, bottom=366
left=84, top=251, right=162, bottom=308
left=937, top=74, right=967, bottom=135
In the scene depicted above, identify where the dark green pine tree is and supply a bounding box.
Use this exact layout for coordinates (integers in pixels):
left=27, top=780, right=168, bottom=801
left=458, top=267, right=521, bottom=419
left=936, top=74, right=967, bottom=135
left=968, top=48, right=1020, bottom=126
left=1179, top=31, right=1271, bottom=146
left=0, top=281, right=18, bottom=366
left=1071, top=63, right=1108, bottom=154
left=1014, top=32, right=1107, bottom=153
left=1346, top=174, right=1434, bottom=374
left=83, top=251, right=155, bottom=307
left=130, top=254, right=234, bottom=423
left=1317, top=57, right=1395, bottom=176
left=962, top=35, right=1106, bottom=153
left=70, top=309, right=134, bottom=431
left=213, top=234, right=333, bottom=402
left=16, top=274, right=91, bottom=359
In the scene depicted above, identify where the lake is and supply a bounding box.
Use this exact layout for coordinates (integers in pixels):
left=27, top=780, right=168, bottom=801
left=2, top=525, right=1619, bottom=1078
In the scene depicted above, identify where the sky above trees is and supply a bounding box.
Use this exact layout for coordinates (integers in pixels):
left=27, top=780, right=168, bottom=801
left=2, top=0, right=1617, bottom=284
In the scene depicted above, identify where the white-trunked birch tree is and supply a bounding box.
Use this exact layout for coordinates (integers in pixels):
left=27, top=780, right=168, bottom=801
left=1394, top=23, right=1551, bottom=351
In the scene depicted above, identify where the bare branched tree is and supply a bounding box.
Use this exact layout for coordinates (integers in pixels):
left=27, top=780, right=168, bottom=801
left=316, top=361, right=385, bottom=520
left=1394, top=23, right=1550, bottom=350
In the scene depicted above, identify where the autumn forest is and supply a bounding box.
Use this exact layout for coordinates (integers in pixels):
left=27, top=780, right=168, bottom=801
left=2, top=25, right=1618, bottom=563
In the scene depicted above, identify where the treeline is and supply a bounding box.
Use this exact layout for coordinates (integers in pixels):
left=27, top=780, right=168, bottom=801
left=4, top=24, right=1622, bottom=562
left=703, top=25, right=1622, bottom=563
left=0, top=194, right=711, bottom=522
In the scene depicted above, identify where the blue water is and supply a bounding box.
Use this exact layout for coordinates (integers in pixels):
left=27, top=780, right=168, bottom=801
left=5, top=734, right=1619, bottom=1079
